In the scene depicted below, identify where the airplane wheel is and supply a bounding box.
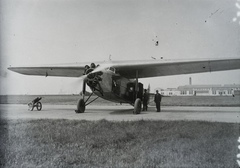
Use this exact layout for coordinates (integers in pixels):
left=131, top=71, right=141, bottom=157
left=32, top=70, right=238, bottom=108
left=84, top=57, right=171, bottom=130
left=76, top=99, right=85, bottom=113
left=36, top=102, right=42, bottom=111
left=133, top=98, right=141, bottom=114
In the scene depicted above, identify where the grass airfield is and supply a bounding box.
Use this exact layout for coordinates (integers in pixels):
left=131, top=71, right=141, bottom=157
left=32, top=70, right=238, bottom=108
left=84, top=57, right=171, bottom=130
left=1, top=95, right=240, bottom=167
left=1, top=119, right=239, bottom=168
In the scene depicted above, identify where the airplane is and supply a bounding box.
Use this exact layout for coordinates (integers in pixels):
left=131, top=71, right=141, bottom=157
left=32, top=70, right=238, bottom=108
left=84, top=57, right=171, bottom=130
left=8, top=58, right=240, bottom=114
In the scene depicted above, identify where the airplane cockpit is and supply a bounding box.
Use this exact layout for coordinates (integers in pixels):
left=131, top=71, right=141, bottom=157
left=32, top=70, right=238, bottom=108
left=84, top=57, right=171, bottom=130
left=106, top=67, right=116, bottom=73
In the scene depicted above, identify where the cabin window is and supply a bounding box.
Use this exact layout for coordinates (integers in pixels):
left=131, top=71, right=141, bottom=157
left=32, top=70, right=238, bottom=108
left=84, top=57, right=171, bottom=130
left=109, top=67, right=116, bottom=73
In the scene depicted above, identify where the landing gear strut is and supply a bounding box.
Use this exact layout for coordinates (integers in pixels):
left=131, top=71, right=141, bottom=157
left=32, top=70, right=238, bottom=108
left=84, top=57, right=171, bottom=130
left=75, top=80, right=99, bottom=113
left=133, top=70, right=141, bottom=115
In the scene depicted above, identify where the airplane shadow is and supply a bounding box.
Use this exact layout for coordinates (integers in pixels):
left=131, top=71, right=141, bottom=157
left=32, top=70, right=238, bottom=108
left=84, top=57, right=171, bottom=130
left=110, top=109, right=149, bottom=115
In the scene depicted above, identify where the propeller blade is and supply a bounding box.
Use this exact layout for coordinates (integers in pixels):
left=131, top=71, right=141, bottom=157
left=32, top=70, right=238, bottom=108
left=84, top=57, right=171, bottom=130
left=90, top=63, right=112, bottom=74
left=69, top=75, right=87, bottom=94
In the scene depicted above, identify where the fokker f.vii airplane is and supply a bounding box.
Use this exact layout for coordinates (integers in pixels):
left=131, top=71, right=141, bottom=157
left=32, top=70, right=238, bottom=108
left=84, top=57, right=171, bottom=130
left=8, top=58, right=240, bottom=114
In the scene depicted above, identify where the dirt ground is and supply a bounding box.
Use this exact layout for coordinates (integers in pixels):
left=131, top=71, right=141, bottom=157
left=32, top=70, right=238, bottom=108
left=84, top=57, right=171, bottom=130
left=1, top=104, right=239, bottom=123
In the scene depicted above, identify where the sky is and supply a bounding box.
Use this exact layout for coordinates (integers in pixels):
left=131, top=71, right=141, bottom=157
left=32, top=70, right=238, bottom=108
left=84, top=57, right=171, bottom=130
left=0, top=0, right=240, bottom=95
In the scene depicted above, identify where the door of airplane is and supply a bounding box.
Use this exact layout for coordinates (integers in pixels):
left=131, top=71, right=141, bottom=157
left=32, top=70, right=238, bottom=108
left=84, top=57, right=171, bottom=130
left=126, top=82, right=143, bottom=103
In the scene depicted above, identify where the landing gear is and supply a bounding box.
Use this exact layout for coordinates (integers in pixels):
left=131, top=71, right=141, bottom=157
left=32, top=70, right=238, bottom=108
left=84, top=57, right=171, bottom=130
left=75, top=80, right=100, bottom=113
left=75, top=99, right=85, bottom=113
left=132, top=69, right=142, bottom=115
left=75, top=94, right=99, bottom=113
left=75, top=63, right=103, bottom=114
left=133, top=98, right=141, bottom=114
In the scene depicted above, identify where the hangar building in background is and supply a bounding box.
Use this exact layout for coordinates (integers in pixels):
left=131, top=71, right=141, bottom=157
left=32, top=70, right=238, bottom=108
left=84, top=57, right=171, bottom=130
left=155, top=78, right=240, bottom=96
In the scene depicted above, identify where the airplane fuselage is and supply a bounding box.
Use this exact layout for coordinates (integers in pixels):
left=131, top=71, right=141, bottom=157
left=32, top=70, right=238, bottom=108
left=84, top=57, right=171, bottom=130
left=87, top=69, right=141, bottom=104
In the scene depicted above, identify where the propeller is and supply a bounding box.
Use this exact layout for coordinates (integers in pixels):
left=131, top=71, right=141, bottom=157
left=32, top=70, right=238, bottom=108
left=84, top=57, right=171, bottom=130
left=89, top=63, right=112, bottom=74
left=72, top=62, right=113, bottom=95
left=70, top=75, right=86, bottom=95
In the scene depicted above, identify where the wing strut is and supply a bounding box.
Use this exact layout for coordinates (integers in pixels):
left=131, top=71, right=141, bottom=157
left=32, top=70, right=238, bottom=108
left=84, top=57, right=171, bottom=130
left=135, top=70, right=139, bottom=99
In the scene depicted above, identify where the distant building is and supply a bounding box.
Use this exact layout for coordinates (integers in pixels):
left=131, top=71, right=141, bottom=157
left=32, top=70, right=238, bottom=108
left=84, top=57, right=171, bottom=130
left=155, top=88, right=180, bottom=96
left=156, top=84, right=240, bottom=96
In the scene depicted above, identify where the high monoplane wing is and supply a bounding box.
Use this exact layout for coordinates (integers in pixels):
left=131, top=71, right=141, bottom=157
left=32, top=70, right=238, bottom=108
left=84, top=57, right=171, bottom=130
left=8, top=65, right=86, bottom=77
left=112, top=58, right=240, bottom=79
left=8, top=58, right=240, bottom=78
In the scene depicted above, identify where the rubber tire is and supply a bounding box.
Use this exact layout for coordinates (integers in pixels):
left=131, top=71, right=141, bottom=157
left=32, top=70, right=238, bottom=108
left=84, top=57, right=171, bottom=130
left=133, top=98, right=141, bottom=114
left=36, top=102, right=42, bottom=111
left=76, top=99, right=85, bottom=113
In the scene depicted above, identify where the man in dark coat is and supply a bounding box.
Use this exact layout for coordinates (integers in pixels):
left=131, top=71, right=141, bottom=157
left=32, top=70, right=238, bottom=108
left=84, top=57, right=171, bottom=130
left=154, top=90, right=162, bottom=112
left=142, top=89, right=149, bottom=111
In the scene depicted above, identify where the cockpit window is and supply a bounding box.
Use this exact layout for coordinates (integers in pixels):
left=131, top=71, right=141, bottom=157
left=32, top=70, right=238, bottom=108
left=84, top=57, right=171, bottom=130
left=109, top=67, right=116, bottom=73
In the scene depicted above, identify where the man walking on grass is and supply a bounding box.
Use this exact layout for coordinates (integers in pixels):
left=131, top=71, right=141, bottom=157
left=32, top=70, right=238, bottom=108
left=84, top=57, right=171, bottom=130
left=154, top=90, right=162, bottom=112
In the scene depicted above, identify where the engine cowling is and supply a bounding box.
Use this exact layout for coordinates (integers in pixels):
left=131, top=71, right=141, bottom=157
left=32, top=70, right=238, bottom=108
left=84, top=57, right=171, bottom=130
left=84, top=63, right=103, bottom=88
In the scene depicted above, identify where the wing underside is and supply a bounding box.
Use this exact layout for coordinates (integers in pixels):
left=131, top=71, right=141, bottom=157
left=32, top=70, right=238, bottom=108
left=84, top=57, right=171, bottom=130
left=8, top=58, right=240, bottom=79
left=8, top=66, right=85, bottom=77
left=114, top=58, right=240, bottom=79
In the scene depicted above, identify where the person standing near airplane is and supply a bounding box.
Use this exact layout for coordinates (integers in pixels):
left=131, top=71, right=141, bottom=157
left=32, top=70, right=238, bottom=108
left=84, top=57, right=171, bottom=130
left=154, top=90, right=162, bottom=112
left=142, top=89, right=149, bottom=111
